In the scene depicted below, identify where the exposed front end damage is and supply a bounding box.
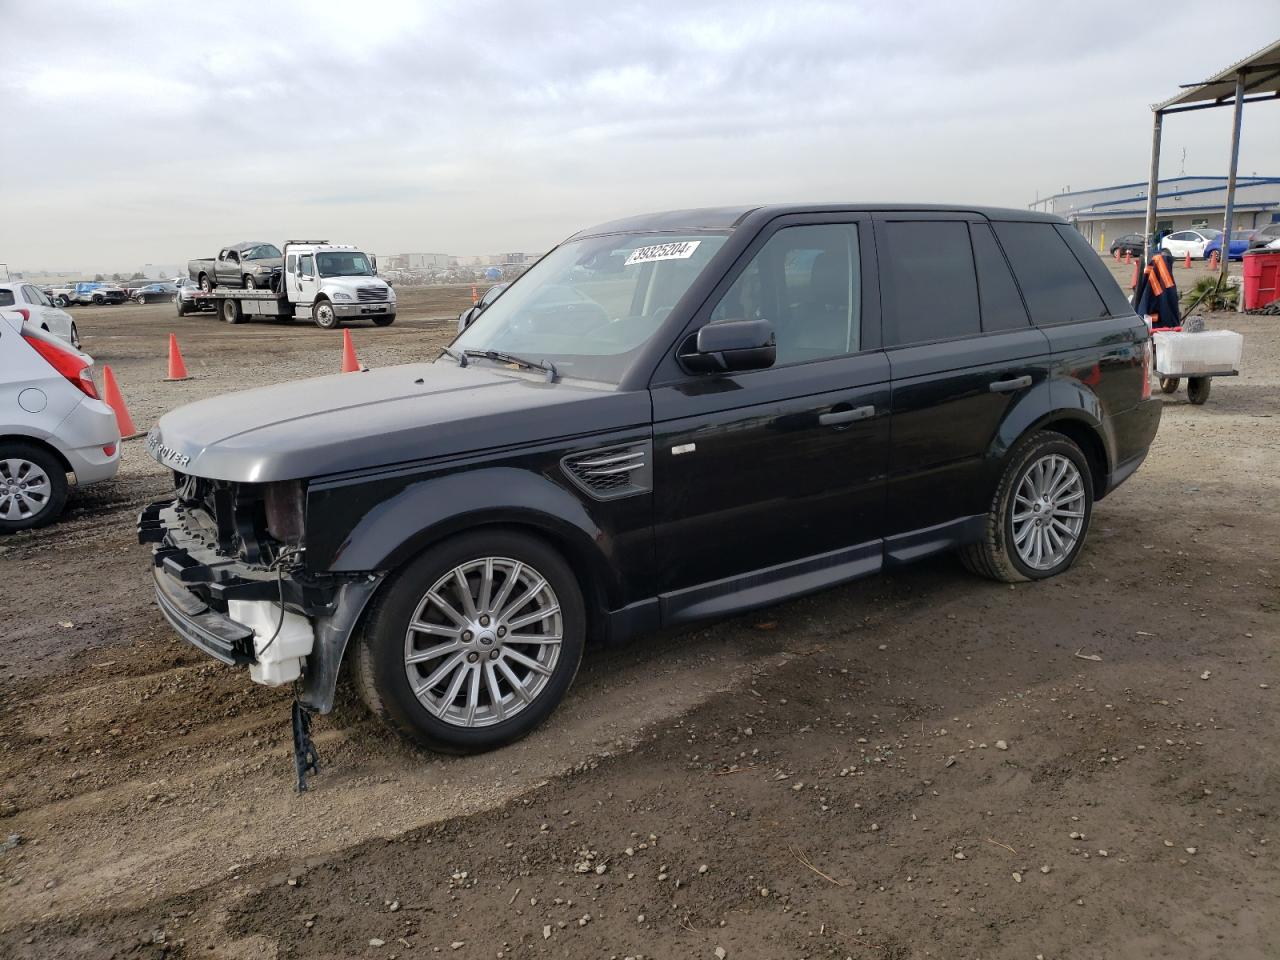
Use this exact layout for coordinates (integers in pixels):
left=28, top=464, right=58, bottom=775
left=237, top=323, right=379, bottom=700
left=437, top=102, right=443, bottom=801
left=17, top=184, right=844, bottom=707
left=138, top=472, right=382, bottom=713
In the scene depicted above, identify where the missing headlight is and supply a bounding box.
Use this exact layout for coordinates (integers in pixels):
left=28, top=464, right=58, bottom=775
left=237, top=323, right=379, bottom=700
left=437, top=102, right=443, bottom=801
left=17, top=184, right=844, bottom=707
left=263, top=481, right=305, bottom=547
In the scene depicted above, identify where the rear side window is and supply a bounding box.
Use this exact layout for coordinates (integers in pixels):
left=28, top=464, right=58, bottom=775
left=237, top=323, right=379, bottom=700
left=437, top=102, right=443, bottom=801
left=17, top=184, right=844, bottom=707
left=970, top=224, right=1029, bottom=332
left=0, top=290, right=14, bottom=307
left=993, top=222, right=1106, bottom=325
left=1053, top=224, right=1134, bottom=318
left=881, top=220, right=980, bottom=346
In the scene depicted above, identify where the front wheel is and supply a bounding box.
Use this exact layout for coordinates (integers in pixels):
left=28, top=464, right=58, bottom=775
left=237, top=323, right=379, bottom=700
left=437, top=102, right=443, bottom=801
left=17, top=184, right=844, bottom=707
left=243, top=275, right=256, bottom=290
left=960, top=431, right=1094, bottom=583
left=312, top=299, right=339, bottom=329
left=1187, top=377, right=1211, bottom=405
left=54, top=295, right=69, bottom=308
left=1159, top=376, right=1180, bottom=394
left=69, top=323, right=79, bottom=349
left=353, top=529, right=586, bottom=754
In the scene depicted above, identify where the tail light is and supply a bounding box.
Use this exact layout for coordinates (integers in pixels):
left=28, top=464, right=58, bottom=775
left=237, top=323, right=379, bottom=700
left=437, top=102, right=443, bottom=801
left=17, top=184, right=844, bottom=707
left=1140, top=339, right=1153, bottom=400
left=14, top=308, right=30, bottom=322
left=21, top=329, right=99, bottom=400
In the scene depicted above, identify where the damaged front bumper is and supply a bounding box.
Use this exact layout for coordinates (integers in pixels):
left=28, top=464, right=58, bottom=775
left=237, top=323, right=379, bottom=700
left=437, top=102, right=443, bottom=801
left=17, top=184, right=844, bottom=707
left=138, top=499, right=383, bottom=713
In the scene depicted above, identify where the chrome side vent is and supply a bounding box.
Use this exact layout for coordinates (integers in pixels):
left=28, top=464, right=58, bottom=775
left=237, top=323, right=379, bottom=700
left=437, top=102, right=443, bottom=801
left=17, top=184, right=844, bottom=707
left=561, top=441, right=652, bottom=500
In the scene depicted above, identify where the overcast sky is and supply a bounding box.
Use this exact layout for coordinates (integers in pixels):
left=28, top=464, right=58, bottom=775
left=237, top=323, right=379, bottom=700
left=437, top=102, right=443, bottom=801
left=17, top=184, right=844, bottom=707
left=3, top=0, right=1278, bottom=273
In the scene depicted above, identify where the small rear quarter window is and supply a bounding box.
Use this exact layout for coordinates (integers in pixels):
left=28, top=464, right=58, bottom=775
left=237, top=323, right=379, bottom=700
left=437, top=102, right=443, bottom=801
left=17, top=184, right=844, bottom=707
left=993, top=222, right=1108, bottom=325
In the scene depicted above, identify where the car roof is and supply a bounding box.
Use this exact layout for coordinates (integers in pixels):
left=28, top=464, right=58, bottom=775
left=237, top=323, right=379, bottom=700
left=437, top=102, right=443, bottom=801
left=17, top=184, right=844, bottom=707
left=568, top=203, right=1064, bottom=239
left=229, top=241, right=276, bottom=251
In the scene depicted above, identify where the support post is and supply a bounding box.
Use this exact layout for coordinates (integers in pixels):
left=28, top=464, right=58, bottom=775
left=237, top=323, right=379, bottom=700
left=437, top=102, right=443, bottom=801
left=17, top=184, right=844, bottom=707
left=1143, top=110, right=1163, bottom=263
left=1220, top=71, right=1246, bottom=285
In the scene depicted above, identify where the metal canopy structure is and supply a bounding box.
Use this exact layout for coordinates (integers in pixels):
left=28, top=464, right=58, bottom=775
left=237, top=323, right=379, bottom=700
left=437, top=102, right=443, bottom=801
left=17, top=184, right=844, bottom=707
left=1143, top=38, right=1280, bottom=281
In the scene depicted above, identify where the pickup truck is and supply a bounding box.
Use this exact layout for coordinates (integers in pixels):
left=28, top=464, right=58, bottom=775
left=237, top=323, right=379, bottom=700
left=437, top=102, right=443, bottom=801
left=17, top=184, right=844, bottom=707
left=189, top=242, right=283, bottom=291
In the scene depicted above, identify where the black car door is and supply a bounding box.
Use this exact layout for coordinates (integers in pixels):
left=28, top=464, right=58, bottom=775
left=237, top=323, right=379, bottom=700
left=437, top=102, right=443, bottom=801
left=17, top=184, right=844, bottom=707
left=877, top=215, right=1051, bottom=548
left=650, top=214, right=891, bottom=622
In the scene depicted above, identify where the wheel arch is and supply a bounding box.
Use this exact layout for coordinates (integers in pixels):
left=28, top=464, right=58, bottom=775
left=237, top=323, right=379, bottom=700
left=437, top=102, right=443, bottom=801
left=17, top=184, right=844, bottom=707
left=0, top=433, right=73, bottom=475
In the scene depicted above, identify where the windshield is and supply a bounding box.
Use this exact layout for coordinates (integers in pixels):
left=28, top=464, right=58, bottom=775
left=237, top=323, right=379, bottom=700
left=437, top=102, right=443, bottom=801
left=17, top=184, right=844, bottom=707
left=246, top=244, right=281, bottom=260
left=317, top=251, right=375, bottom=278
left=452, top=232, right=729, bottom=383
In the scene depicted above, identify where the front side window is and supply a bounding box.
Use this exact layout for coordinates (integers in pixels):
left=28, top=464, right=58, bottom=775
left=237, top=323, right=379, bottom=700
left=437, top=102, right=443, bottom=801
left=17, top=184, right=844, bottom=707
left=298, top=255, right=315, bottom=278
left=710, top=223, right=861, bottom=364
left=454, top=232, right=729, bottom=384
left=881, top=220, right=980, bottom=347
left=317, top=252, right=374, bottom=277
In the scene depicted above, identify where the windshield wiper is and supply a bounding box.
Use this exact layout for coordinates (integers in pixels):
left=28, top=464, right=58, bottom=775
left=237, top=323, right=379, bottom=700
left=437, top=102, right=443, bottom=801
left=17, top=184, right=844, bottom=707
left=463, top=349, right=558, bottom=383
left=441, top=346, right=468, bottom=367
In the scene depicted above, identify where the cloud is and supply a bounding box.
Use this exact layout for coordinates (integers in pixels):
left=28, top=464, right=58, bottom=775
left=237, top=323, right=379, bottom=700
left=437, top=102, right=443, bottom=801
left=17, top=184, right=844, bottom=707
left=2, top=0, right=1277, bottom=272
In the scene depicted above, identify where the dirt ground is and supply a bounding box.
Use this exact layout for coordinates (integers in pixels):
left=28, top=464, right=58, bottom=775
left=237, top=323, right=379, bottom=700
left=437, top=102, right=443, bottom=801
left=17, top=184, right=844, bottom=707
left=1, top=266, right=1276, bottom=959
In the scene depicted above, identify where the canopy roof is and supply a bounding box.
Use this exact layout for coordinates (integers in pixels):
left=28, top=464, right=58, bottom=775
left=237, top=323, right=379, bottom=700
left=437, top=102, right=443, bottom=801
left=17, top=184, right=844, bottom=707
left=1156, top=38, right=1280, bottom=112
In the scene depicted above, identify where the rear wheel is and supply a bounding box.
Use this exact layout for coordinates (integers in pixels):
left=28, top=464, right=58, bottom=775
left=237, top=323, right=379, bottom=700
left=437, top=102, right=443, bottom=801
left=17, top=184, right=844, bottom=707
left=221, top=297, right=244, bottom=324
left=54, top=295, right=69, bottom=308
left=175, top=295, right=188, bottom=317
left=960, top=431, right=1093, bottom=583
left=1159, top=376, right=1180, bottom=394
left=1187, top=377, right=1211, bottom=405
left=312, top=299, right=339, bottom=329
left=199, top=274, right=213, bottom=293
left=0, top=443, right=68, bottom=532
left=353, top=529, right=585, bottom=754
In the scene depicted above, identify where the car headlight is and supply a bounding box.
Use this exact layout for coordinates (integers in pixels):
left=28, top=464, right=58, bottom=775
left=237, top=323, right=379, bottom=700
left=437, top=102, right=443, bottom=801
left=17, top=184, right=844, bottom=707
left=331, top=292, right=353, bottom=302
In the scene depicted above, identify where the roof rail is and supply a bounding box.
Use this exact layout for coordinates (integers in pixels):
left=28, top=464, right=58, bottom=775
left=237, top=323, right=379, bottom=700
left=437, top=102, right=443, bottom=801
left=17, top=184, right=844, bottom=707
left=285, top=240, right=331, bottom=245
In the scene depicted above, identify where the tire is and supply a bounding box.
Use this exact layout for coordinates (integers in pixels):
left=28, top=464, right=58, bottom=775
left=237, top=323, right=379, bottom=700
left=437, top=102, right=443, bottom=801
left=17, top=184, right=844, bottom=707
left=0, top=442, right=68, bottom=532
left=960, top=430, right=1094, bottom=583
left=221, top=297, right=244, bottom=324
left=92, top=295, right=104, bottom=305
left=199, top=274, right=213, bottom=293
left=54, top=296, right=69, bottom=308
left=1187, top=377, right=1211, bottom=405
left=243, top=275, right=256, bottom=290
left=69, top=323, right=79, bottom=349
left=372, top=314, right=396, bottom=327
left=353, top=529, right=586, bottom=754
left=312, top=299, right=339, bottom=330
left=175, top=295, right=187, bottom=317
left=1159, top=376, right=1180, bottom=394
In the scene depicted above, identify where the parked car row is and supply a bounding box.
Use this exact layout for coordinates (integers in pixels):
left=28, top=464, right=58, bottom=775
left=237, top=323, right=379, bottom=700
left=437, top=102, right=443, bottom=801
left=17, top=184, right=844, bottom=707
left=49, top=281, right=128, bottom=307
left=1109, top=224, right=1280, bottom=262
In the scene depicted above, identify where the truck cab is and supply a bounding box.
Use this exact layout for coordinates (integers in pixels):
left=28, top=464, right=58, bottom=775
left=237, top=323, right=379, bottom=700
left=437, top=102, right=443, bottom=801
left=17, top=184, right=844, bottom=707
left=283, top=243, right=396, bottom=329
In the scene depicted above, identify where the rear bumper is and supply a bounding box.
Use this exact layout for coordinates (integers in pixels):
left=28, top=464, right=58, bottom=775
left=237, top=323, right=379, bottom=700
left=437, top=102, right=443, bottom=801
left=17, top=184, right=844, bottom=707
left=1104, top=398, right=1161, bottom=495
left=56, top=397, right=121, bottom=484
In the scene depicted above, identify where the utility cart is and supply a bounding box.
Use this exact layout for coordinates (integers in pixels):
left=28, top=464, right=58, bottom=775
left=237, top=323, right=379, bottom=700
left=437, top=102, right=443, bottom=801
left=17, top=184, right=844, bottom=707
left=1152, top=327, right=1243, bottom=405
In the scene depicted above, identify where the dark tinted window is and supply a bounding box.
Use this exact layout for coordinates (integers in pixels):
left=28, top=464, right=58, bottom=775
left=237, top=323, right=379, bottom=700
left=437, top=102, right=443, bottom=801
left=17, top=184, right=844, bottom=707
left=0, top=290, right=14, bottom=307
left=711, top=223, right=861, bottom=364
left=1053, top=224, right=1133, bottom=318
left=970, top=224, right=1029, bottom=332
left=881, top=220, right=980, bottom=346
left=993, top=222, right=1107, bottom=325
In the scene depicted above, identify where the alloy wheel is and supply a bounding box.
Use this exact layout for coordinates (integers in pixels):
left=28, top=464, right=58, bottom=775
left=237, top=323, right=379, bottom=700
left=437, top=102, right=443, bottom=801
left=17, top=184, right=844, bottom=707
left=1011, top=453, right=1085, bottom=571
left=403, top=557, right=563, bottom=728
left=0, top=458, right=53, bottom=522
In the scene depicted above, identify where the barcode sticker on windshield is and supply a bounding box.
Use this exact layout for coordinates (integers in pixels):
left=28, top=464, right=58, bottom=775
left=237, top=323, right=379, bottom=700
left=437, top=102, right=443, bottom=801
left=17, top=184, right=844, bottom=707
left=625, top=240, right=701, bottom=266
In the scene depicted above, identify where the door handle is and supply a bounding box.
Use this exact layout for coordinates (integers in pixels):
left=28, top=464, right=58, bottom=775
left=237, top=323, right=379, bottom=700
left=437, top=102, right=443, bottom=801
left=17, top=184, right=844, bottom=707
left=989, top=375, right=1032, bottom=393
left=819, top=404, right=876, bottom=427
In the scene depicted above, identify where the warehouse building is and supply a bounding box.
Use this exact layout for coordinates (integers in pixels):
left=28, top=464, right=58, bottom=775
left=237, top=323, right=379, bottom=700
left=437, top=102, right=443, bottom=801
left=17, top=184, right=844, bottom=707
left=1029, top=175, right=1280, bottom=248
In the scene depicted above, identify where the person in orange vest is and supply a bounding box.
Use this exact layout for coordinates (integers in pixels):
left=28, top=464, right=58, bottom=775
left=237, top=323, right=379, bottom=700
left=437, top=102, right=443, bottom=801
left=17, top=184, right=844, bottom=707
left=1133, top=248, right=1180, bottom=329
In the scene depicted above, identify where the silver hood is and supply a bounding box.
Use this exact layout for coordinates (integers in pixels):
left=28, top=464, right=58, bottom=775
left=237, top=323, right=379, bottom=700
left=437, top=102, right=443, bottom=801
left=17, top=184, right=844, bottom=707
left=146, top=361, right=646, bottom=483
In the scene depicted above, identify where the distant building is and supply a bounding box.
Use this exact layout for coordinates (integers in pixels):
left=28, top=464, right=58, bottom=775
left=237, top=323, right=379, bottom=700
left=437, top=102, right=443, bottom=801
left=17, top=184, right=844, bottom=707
left=1029, top=176, right=1280, bottom=247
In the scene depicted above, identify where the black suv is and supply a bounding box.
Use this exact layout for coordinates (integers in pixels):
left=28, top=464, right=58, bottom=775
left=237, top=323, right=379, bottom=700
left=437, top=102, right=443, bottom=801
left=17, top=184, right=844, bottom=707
left=1109, top=233, right=1145, bottom=258
left=140, top=204, right=1161, bottom=754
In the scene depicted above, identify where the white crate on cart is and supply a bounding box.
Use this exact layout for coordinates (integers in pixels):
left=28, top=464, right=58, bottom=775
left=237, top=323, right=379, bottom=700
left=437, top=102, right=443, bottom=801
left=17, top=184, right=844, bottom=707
left=1152, top=330, right=1243, bottom=376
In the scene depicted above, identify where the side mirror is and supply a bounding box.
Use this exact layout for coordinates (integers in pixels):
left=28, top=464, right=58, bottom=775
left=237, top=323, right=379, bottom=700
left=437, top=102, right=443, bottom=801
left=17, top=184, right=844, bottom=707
left=679, top=318, right=776, bottom=374
left=460, top=306, right=480, bottom=329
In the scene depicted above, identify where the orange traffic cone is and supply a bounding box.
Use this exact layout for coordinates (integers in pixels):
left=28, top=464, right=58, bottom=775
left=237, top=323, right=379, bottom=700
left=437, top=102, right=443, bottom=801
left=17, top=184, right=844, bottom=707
left=1209, top=250, right=1219, bottom=270
left=101, top=365, right=139, bottom=438
left=471, top=284, right=479, bottom=305
left=1130, top=261, right=1140, bottom=290
left=341, top=329, right=361, bottom=373
left=1113, top=248, right=1120, bottom=261
left=1123, top=250, right=1131, bottom=265
left=165, top=334, right=190, bottom=381
left=1184, top=251, right=1192, bottom=269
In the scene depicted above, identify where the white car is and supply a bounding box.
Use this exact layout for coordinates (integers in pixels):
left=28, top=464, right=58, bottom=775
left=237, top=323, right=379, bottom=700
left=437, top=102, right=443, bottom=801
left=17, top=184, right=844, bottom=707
left=1161, top=229, right=1220, bottom=261
left=0, top=282, right=79, bottom=347
left=0, top=311, right=120, bottom=530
